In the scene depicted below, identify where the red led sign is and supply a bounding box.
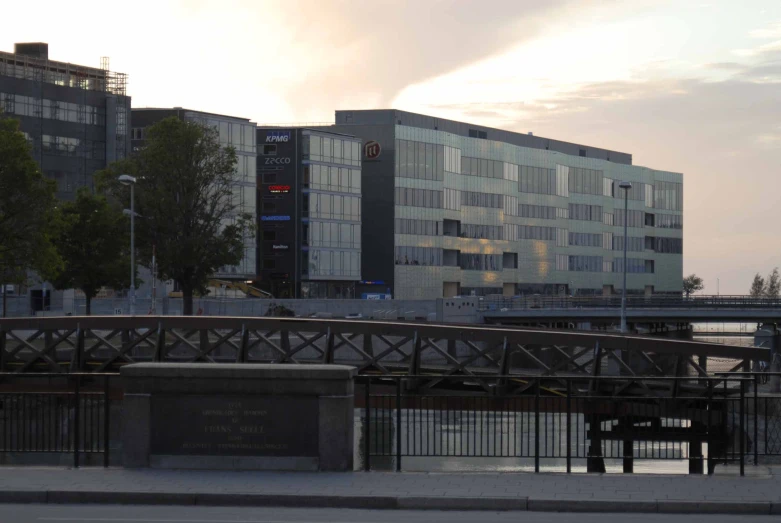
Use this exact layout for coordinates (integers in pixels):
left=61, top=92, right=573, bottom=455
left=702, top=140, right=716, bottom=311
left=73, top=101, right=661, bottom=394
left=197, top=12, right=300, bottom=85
left=268, top=185, right=291, bottom=194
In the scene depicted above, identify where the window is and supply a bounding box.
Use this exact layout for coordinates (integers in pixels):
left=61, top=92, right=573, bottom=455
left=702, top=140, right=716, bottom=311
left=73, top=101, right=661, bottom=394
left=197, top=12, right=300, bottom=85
left=504, top=224, right=556, bottom=242
left=261, top=144, right=277, bottom=155
left=461, top=191, right=503, bottom=208
left=395, top=140, right=444, bottom=181
left=568, top=167, right=603, bottom=195
left=654, top=237, right=683, bottom=254
left=579, top=149, right=586, bottom=157
left=461, top=224, right=503, bottom=240
left=394, top=246, right=443, bottom=266
left=460, top=253, right=503, bottom=271
left=519, top=165, right=556, bottom=194
left=519, top=204, right=557, bottom=220
left=556, top=229, right=569, bottom=247
left=395, top=187, right=443, bottom=209
left=645, top=213, right=655, bottom=227
left=569, top=255, right=602, bottom=272
left=615, top=209, right=644, bottom=228
left=613, top=236, right=644, bottom=252
left=468, top=129, right=478, bottom=138
left=444, top=188, right=461, bottom=211
left=569, top=203, right=603, bottom=222
left=504, top=195, right=518, bottom=216
left=556, top=254, right=569, bottom=271
left=395, top=218, right=442, bottom=236
left=613, top=258, right=650, bottom=274
left=568, top=232, right=602, bottom=247
left=478, top=131, right=487, bottom=139
left=654, top=181, right=683, bottom=211
left=656, top=214, right=683, bottom=229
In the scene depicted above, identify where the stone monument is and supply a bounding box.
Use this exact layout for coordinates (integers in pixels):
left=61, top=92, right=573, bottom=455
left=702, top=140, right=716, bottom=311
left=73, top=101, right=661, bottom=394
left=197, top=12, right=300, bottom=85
left=121, top=363, right=355, bottom=471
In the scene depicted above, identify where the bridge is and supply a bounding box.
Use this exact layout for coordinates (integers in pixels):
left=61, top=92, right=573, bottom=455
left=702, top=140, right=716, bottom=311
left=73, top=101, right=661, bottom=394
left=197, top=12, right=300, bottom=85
left=480, top=295, right=781, bottom=324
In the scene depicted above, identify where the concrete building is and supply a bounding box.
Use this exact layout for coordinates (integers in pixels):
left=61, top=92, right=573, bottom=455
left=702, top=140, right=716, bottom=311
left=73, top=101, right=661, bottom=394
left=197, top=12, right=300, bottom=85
left=317, top=109, right=683, bottom=299
left=0, top=43, right=131, bottom=200
left=256, top=128, right=362, bottom=299
left=131, top=108, right=257, bottom=281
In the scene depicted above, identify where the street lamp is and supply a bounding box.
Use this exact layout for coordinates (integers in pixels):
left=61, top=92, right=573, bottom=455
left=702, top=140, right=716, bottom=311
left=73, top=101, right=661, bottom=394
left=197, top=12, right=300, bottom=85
left=618, top=181, right=632, bottom=333
left=118, top=174, right=137, bottom=315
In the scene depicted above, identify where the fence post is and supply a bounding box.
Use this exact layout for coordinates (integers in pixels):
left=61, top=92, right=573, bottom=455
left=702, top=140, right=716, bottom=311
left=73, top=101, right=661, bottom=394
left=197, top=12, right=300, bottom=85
left=707, top=380, right=713, bottom=475
left=73, top=375, right=80, bottom=469
left=396, top=377, right=402, bottom=472
left=364, top=378, right=371, bottom=472
left=0, top=329, right=5, bottom=372
left=104, top=375, right=110, bottom=468
left=740, top=379, right=745, bottom=477
left=566, top=379, right=571, bottom=474
left=535, top=378, right=540, bottom=473
left=754, top=374, right=759, bottom=466
left=154, top=322, right=165, bottom=362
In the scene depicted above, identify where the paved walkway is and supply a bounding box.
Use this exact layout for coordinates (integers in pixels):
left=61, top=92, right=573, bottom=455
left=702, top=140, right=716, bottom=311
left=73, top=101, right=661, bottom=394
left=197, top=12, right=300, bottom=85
left=1, top=466, right=781, bottom=514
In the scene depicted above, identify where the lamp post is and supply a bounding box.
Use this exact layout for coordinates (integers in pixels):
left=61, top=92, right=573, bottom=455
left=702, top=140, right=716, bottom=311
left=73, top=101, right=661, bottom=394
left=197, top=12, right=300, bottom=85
left=118, top=175, right=137, bottom=315
left=618, top=181, right=632, bottom=333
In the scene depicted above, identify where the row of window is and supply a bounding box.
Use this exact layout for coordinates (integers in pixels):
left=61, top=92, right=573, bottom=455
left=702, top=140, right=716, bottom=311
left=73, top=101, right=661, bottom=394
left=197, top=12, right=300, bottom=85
left=1, top=93, right=105, bottom=126
left=40, top=134, right=105, bottom=160
left=394, top=246, right=443, bottom=266
left=519, top=165, right=559, bottom=195
left=462, top=191, right=503, bottom=209
left=518, top=204, right=560, bottom=220
left=305, top=193, right=361, bottom=221
left=395, top=218, right=442, bottom=236
left=569, top=203, right=603, bottom=222
left=303, top=164, right=361, bottom=194
left=654, top=181, right=683, bottom=211
left=461, top=224, right=503, bottom=240
left=504, top=224, right=556, bottom=242
left=656, top=213, right=683, bottom=229
left=613, top=236, right=644, bottom=252
left=555, top=255, right=655, bottom=273
left=306, top=221, right=361, bottom=249
left=569, top=232, right=602, bottom=248
left=568, top=167, right=603, bottom=196
left=460, top=253, right=503, bottom=271
left=303, top=249, right=361, bottom=278
left=304, top=134, right=361, bottom=167
left=0, top=61, right=110, bottom=93
left=614, top=209, right=645, bottom=228
left=461, top=157, right=507, bottom=179
left=395, top=139, right=445, bottom=181
left=395, top=187, right=443, bottom=209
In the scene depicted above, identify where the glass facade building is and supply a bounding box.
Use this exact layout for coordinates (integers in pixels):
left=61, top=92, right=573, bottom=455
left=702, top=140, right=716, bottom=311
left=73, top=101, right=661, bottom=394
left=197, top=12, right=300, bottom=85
left=0, top=43, right=131, bottom=200
left=257, top=128, right=362, bottom=299
left=321, top=109, right=683, bottom=299
left=131, top=108, right=257, bottom=280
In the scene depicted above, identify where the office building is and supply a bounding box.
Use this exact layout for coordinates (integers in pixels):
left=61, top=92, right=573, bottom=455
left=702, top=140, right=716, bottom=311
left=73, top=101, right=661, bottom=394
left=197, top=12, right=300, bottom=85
left=318, top=109, right=683, bottom=299
left=257, top=127, right=362, bottom=298
left=0, top=43, right=131, bottom=199
left=131, top=108, right=257, bottom=281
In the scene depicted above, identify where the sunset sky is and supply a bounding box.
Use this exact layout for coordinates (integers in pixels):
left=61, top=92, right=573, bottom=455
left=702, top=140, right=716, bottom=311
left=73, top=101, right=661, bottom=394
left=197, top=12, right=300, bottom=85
left=4, top=0, right=780, bottom=294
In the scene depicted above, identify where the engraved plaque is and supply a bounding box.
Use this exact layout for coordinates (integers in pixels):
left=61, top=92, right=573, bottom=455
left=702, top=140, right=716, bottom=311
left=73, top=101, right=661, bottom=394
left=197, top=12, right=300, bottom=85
left=150, top=396, right=318, bottom=456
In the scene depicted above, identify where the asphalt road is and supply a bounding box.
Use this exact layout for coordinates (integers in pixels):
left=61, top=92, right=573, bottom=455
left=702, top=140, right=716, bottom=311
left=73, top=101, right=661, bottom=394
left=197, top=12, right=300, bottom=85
left=0, top=505, right=779, bottom=523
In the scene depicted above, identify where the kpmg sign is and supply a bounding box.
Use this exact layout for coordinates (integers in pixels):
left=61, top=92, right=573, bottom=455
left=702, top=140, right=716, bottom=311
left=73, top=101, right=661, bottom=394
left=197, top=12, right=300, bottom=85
left=266, top=130, right=291, bottom=143
left=261, top=215, right=291, bottom=222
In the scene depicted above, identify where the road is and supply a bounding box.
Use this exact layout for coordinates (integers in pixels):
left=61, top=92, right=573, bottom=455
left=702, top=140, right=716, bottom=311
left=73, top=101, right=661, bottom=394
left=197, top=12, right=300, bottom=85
left=0, top=505, right=778, bottom=523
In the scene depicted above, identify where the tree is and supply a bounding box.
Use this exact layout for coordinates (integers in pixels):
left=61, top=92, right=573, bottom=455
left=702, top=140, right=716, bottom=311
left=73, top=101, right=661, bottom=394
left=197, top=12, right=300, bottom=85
left=749, top=273, right=766, bottom=297
left=97, top=117, right=254, bottom=315
left=766, top=268, right=780, bottom=298
left=0, top=116, right=61, bottom=317
left=49, top=189, right=131, bottom=315
left=682, top=274, right=704, bottom=298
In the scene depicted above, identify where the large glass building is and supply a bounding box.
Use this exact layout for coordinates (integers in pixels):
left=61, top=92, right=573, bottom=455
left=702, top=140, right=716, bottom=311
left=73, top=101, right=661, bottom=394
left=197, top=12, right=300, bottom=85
left=320, top=110, right=683, bottom=299
left=0, top=43, right=131, bottom=200
left=131, top=108, right=257, bottom=281
left=256, top=127, right=362, bottom=299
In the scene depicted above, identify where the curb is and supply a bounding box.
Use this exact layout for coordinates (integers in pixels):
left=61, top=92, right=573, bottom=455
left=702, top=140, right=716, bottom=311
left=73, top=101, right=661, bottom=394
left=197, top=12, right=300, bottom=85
left=0, top=490, right=775, bottom=514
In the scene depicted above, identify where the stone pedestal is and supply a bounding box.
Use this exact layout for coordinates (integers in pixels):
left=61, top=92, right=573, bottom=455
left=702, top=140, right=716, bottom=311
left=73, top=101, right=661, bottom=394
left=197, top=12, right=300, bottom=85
left=121, top=363, right=355, bottom=471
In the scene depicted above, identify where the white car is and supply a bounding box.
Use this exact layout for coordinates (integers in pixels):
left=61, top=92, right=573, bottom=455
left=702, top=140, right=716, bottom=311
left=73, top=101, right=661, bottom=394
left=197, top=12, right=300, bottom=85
left=345, top=313, right=363, bottom=319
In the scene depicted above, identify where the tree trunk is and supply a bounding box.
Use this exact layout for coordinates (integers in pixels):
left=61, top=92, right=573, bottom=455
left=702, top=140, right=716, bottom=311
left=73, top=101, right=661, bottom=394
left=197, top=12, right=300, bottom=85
left=182, top=286, right=194, bottom=316
left=85, top=295, right=92, bottom=316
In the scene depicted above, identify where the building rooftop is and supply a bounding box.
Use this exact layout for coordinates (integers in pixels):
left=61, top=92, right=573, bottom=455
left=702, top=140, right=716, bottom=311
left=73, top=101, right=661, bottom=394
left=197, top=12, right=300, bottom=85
left=335, top=109, right=633, bottom=165
left=132, top=107, right=253, bottom=123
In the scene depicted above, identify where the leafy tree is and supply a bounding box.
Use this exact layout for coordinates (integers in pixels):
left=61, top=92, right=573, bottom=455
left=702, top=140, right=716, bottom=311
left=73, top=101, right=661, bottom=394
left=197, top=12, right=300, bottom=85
left=749, top=273, right=766, bottom=297
left=0, top=116, right=61, bottom=317
left=97, top=117, right=254, bottom=315
left=49, top=189, right=131, bottom=315
left=682, top=274, right=704, bottom=298
left=766, top=268, right=780, bottom=298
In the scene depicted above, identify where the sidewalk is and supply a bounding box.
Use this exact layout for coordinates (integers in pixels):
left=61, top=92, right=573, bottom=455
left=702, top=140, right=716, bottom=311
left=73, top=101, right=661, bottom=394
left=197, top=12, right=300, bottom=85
left=0, top=466, right=780, bottom=514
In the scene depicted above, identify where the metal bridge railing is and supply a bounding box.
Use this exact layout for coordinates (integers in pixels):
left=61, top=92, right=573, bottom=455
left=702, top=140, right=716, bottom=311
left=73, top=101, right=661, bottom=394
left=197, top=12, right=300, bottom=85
left=358, top=375, right=751, bottom=475
left=480, top=295, right=781, bottom=312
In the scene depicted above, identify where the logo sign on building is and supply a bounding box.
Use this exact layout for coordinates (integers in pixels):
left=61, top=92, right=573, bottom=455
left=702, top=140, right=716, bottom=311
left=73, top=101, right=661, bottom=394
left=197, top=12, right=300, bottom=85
left=271, top=243, right=290, bottom=251
left=266, top=130, right=291, bottom=143
left=364, top=140, right=381, bottom=160
left=362, top=293, right=392, bottom=300
left=261, top=215, right=291, bottom=222
left=268, top=185, right=291, bottom=194
left=264, top=157, right=291, bottom=165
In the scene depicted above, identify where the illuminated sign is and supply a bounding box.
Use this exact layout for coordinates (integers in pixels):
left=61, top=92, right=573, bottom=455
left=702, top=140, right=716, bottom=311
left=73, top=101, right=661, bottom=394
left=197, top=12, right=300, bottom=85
left=266, top=130, right=291, bottom=143
left=271, top=243, right=290, bottom=251
left=261, top=215, right=291, bottom=221
left=268, top=185, right=291, bottom=194
left=264, top=157, right=291, bottom=165
left=364, top=140, right=381, bottom=159
left=359, top=280, right=385, bottom=285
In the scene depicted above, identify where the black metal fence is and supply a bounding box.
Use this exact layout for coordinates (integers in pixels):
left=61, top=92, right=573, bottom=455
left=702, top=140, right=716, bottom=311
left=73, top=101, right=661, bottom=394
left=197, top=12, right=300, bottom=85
left=359, top=375, right=750, bottom=475
left=0, top=373, right=112, bottom=467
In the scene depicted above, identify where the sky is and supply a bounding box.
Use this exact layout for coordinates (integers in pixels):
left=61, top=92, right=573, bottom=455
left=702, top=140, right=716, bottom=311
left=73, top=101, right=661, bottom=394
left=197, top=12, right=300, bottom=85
left=3, top=0, right=780, bottom=294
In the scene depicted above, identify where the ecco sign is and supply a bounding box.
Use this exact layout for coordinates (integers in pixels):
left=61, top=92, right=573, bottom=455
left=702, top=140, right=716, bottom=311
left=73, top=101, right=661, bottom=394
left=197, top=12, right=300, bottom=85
left=364, top=140, right=381, bottom=160
left=264, top=157, right=291, bottom=165
left=266, top=131, right=291, bottom=143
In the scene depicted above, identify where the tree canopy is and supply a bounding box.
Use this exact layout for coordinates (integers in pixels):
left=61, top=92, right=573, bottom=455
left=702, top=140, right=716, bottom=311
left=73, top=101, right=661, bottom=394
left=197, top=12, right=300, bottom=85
left=750, top=273, right=766, bottom=297
left=0, top=116, right=61, bottom=316
left=766, top=268, right=780, bottom=298
left=97, top=117, right=254, bottom=315
left=682, top=274, right=704, bottom=298
left=49, top=188, right=131, bottom=315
